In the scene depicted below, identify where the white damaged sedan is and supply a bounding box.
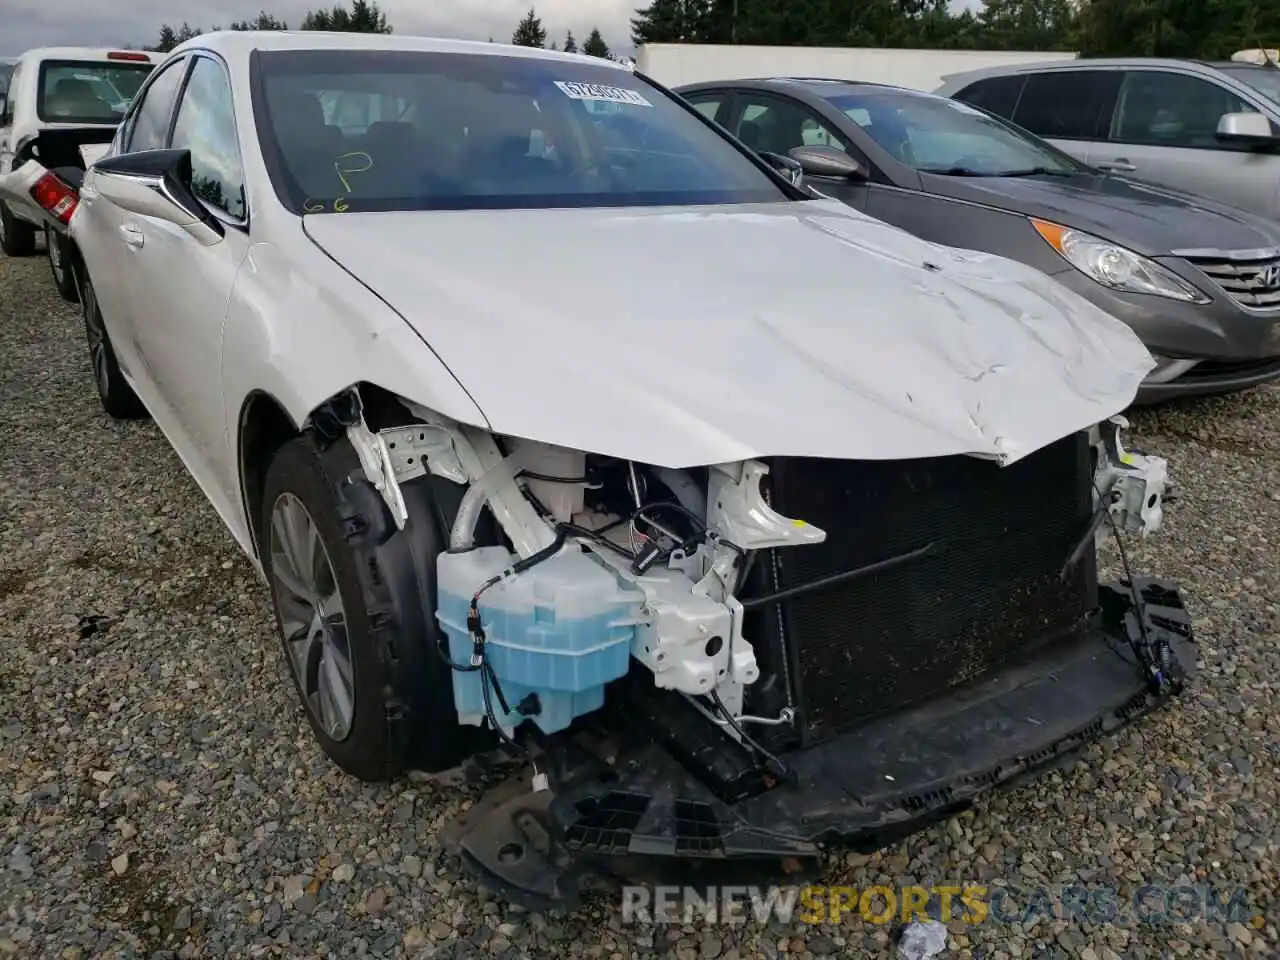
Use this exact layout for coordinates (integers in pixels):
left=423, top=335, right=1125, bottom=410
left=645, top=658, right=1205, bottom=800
left=68, top=31, right=1195, bottom=907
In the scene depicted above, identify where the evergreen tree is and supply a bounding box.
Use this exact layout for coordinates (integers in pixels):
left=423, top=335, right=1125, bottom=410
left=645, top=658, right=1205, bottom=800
left=564, top=30, right=578, bottom=52
left=582, top=27, right=612, bottom=57
left=512, top=8, right=548, bottom=47
left=631, top=0, right=709, bottom=46
left=148, top=22, right=202, bottom=52
left=302, top=0, right=392, bottom=33
left=227, top=12, right=289, bottom=31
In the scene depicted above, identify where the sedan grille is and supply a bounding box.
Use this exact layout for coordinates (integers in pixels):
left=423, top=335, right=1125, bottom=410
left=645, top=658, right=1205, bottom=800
left=757, top=432, right=1096, bottom=740
left=1184, top=252, right=1280, bottom=309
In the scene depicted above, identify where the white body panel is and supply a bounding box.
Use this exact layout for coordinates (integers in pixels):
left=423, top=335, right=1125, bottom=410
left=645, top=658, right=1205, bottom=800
left=303, top=200, right=1153, bottom=469
left=68, top=30, right=1149, bottom=573
left=635, top=44, right=1078, bottom=91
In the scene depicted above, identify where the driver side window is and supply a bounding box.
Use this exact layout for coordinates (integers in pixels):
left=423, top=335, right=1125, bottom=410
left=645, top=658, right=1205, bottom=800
left=733, top=96, right=847, bottom=156
left=125, top=57, right=188, bottom=153
left=169, top=56, right=246, bottom=220
left=1110, top=70, right=1264, bottom=150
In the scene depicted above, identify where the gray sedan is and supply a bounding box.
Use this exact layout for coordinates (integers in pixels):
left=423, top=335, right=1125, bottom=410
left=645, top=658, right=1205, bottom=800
left=675, top=77, right=1280, bottom=402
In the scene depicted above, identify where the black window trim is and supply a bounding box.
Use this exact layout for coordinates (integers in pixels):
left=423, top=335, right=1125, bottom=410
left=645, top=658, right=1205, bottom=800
left=999, top=67, right=1120, bottom=143
left=1105, top=67, right=1273, bottom=152
left=121, top=54, right=193, bottom=155
left=167, top=49, right=250, bottom=229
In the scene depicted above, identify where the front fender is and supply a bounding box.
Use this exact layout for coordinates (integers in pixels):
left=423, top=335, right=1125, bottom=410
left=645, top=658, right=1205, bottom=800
left=219, top=225, right=491, bottom=533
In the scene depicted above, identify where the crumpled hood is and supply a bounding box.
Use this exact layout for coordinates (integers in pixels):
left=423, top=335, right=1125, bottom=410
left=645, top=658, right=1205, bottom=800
left=303, top=199, right=1154, bottom=469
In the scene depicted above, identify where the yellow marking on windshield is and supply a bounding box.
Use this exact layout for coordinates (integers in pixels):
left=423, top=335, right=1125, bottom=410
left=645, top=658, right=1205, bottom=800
left=303, top=197, right=325, bottom=213
left=333, top=197, right=349, bottom=213
left=333, top=151, right=373, bottom=194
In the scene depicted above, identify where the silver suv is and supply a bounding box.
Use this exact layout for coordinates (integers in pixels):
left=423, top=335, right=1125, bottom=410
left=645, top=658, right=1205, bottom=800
left=934, top=58, right=1280, bottom=218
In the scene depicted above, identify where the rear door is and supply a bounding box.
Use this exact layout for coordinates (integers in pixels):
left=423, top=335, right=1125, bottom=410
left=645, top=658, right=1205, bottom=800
left=1005, top=69, right=1122, bottom=167
left=1094, top=68, right=1280, bottom=214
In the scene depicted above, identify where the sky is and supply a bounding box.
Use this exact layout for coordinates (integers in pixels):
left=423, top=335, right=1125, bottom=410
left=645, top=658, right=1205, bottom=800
left=0, top=0, right=639, bottom=57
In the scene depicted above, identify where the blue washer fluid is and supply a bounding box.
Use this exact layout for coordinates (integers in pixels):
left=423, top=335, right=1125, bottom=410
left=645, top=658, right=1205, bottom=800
left=436, top=545, right=639, bottom=735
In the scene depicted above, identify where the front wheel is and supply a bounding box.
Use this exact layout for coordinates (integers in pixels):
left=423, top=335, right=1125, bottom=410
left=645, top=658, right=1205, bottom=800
left=80, top=272, right=148, bottom=419
left=260, top=436, right=482, bottom=780
left=0, top=201, right=37, bottom=257
left=47, top=227, right=79, bottom=302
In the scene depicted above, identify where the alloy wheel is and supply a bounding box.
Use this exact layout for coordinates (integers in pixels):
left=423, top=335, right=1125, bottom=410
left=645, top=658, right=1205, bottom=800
left=268, top=492, right=356, bottom=741
left=48, top=230, right=63, bottom=276
left=82, top=281, right=110, bottom=396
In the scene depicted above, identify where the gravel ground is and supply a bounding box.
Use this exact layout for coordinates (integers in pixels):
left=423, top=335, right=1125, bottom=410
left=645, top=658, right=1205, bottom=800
left=1, top=247, right=1277, bottom=960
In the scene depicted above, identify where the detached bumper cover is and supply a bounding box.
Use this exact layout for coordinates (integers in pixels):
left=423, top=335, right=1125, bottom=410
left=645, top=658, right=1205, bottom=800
left=442, top=578, right=1195, bottom=909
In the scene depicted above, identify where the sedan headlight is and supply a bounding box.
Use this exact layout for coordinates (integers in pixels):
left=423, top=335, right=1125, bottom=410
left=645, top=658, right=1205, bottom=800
left=1031, top=218, right=1210, bottom=303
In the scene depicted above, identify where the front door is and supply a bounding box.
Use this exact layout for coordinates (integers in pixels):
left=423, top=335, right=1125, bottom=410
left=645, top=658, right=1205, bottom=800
left=75, top=54, right=191, bottom=388
left=124, top=53, right=251, bottom=509
left=1097, top=69, right=1280, bottom=216
left=724, top=91, right=873, bottom=211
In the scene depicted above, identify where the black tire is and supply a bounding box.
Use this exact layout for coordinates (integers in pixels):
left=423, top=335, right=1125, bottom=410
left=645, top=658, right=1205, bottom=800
left=0, top=201, right=37, bottom=257
left=260, top=435, right=487, bottom=781
left=80, top=271, right=148, bottom=419
left=47, top=227, right=79, bottom=302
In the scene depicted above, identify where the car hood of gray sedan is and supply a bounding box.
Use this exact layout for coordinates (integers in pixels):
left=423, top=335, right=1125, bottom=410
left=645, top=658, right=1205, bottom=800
left=925, top=171, right=1280, bottom=257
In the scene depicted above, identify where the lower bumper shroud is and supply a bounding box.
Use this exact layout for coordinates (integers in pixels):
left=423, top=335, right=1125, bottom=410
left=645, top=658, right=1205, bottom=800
left=441, top=578, right=1195, bottom=910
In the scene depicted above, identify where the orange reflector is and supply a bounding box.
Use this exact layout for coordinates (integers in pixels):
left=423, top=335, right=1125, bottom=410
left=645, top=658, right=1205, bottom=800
left=1030, top=218, right=1069, bottom=252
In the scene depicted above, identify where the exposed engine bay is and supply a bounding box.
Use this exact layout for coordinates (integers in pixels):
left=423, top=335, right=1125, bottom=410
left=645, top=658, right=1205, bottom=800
left=338, top=392, right=1192, bottom=908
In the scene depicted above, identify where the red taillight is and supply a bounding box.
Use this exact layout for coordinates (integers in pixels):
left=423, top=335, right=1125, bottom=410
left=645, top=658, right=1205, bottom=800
left=107, top=51, right=151, bottom=62
left=30, top=173, right=78, bottom=225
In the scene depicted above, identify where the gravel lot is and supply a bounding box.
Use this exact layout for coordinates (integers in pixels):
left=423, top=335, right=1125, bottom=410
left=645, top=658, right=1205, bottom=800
left=1, top=247, right=1277, bottom=960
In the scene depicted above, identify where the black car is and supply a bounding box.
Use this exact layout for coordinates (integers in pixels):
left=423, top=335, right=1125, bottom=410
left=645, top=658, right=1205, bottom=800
left=675, top=77, right=1280, bottom=402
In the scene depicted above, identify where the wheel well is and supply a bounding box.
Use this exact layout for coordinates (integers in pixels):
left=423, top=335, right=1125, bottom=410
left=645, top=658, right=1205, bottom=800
left=239, top=391, right=301, bottom=559
left=238, top=383, right=421, bottom=559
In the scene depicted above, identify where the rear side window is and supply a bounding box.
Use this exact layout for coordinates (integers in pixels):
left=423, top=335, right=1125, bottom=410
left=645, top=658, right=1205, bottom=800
left=1011, top=71, right=1120, bottom=140
left=37, top=59, right=153, bottom=124
left=953, top=75, right=1025, bottom=119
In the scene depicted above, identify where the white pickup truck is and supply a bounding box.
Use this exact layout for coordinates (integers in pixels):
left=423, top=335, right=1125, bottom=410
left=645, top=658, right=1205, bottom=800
left=0, top=47, right=154, bottom=299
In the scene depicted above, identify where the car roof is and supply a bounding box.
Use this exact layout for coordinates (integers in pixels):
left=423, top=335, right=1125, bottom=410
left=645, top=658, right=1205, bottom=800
left=171, top=29, right=629, bottom=71
left=677, top=76, right=945, bottom=99
left=934, top=56, right=1245, bottom=89
left=16, top=47, right=158, bottom=64
left=680, top=77, right=902, bottom=91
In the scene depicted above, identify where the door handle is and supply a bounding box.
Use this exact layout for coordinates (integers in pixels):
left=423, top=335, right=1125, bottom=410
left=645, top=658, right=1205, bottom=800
left=1096, top=158, right=1136, bottom=172
left=118, top=224, right=144, bottom=249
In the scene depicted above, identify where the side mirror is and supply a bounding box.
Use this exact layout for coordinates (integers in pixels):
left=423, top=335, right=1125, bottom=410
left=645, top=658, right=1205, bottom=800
left=1216, top=111, right=1276, bottom=141
left=90, top=148, right=224, bottom=245
left=789, top=145, right=869, bottom=181
left=759, top=150, right=805, bottom=186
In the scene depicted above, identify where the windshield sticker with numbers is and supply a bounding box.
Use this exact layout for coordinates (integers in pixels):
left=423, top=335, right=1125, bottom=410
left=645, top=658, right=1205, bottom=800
left=553, top=81, right=652, bottom=107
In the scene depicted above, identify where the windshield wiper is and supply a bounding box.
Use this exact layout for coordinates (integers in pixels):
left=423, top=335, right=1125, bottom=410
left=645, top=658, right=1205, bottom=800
left=918, top=166, right=998, bottom=176
left=991, top=166, right=1076, bottom=177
